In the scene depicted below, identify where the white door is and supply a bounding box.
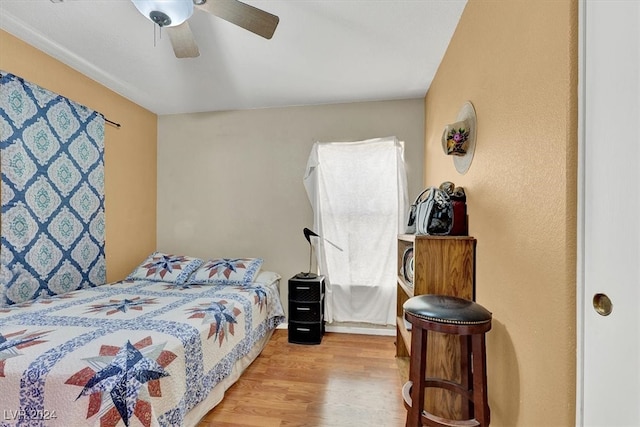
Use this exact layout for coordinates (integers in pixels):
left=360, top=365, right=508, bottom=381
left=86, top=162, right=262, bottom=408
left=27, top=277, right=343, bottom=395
left=579, top=1, right=640, bottom=426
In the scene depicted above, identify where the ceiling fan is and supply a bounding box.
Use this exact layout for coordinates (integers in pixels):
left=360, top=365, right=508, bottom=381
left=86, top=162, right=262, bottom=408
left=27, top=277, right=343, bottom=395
left=131, top=0, right=279, bottom=58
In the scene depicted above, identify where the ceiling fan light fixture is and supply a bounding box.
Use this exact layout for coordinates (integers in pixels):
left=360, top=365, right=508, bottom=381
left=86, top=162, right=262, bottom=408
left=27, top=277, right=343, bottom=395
left=132, top=0, right=194, bottom=27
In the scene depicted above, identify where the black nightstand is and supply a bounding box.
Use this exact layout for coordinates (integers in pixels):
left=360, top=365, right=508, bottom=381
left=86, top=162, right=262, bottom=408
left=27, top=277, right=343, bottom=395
left=288, top=275, right=325, bottom=345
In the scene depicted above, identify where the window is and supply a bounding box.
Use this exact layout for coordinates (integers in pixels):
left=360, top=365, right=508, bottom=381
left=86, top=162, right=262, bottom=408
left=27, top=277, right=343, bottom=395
left=304, top=137, right=408, bottom=325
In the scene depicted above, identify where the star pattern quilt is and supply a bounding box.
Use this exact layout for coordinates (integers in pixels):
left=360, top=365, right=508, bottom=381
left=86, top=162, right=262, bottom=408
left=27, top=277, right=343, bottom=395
left=0, top=279, right=285, bottom=426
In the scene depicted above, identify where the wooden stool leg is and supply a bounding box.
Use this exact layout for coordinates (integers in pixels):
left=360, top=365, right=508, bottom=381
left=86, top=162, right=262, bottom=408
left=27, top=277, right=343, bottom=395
left=406, top=327, right=428, bottom=427
left=459, top=334, right=472, bottom=420
left=471, top=334, right=490, bottom=426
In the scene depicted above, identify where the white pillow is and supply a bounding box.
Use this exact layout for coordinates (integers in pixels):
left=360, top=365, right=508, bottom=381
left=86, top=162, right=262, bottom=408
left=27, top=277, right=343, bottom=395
left=254, top=271, right=281, bottom=286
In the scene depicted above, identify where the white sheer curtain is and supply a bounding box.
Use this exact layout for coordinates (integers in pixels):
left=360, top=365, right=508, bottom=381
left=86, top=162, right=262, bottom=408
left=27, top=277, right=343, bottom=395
left=303, top=136, right=408, bottom=326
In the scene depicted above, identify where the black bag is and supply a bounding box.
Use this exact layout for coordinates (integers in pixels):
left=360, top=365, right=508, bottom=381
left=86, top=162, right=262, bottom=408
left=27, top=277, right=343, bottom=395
left=406, top=187, right=453, bottom=235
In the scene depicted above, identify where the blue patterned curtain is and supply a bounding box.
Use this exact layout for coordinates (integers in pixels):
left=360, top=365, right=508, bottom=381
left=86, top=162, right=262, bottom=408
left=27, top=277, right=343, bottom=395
left=0, top=72, right=106, bottom=306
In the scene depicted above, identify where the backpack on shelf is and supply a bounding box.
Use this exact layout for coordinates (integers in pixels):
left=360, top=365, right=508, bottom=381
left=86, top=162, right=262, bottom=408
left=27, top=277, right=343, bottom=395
left=406, top=186, right=453, bottom=236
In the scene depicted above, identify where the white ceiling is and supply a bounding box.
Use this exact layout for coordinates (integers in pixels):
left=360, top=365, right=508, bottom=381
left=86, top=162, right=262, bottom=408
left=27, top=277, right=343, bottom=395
left=0, top=0, right=466, bottom=115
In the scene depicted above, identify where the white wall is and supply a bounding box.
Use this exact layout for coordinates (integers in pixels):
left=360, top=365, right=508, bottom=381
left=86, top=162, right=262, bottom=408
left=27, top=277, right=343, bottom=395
left=157, top=99, right=424, bottom=307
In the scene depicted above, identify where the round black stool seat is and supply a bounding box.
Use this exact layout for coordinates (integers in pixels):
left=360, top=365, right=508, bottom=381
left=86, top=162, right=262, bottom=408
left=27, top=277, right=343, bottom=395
left=403, top=294, right=492, bottom=326
left=402, top=294, right=492, bottom=427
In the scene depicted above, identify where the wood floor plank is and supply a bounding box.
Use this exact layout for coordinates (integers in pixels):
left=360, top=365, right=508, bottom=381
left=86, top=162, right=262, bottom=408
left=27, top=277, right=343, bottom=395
left=197, top=329, right=406, bottom=426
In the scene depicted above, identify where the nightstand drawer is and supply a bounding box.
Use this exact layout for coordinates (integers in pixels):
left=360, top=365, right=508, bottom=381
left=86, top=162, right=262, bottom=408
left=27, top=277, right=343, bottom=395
left=288, top=321, right=323, bottom=345
left=289, top=301, right=322, bottom=322
left=289, top=280, right=323, bottom=302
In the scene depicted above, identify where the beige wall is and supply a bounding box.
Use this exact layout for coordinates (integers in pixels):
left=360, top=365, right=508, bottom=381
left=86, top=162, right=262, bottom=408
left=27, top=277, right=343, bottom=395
left=0, top=30, right=158, bottom=281
left=424, top=1, right=577, bottom=426
left=157, top=99, right=424, bottom=305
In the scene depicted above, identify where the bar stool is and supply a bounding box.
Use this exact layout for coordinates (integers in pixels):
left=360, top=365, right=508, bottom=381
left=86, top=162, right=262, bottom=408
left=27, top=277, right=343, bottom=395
left=402, top=294, right=492, bottom=427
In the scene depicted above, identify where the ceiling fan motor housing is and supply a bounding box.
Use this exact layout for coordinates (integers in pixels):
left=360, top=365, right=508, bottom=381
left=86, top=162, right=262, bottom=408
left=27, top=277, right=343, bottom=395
left=149, top=11, right=171, bottom=27
left=131, top=0, right=194, bottom=27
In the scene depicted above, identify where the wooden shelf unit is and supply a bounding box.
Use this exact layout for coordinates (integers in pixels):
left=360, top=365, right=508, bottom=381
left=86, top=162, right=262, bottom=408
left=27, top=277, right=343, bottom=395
left=396, top=234, right=476, bottom=420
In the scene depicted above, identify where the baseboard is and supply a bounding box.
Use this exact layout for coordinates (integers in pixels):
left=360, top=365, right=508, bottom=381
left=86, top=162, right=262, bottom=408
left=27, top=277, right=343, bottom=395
left=277, top=322, right=395, bottom=336
left=325, top=324, right=395, bottom=336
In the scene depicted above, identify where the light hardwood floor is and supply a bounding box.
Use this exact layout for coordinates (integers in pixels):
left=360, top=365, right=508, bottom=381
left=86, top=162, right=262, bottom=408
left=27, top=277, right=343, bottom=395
left=197, top=329, right=406, bottom=427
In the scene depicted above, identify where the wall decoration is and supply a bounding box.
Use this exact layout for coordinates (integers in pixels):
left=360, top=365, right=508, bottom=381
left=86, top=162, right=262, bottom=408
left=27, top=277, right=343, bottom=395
left=441, top=101, right=477, bottom=174
left=0, top=71, right=106, bottom=306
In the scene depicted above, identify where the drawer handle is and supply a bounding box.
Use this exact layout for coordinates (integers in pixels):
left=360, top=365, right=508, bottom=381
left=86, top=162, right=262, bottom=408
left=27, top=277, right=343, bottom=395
left=296, top=286, right=311, bottom=290
left=296, top=327, right=311, bottom=332
left=296, top=307, right=311, bottom=311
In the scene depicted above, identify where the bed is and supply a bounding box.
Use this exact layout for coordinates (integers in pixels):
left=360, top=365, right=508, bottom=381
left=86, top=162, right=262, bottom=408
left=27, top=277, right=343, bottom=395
left=0, top=253, right=285, bottom=427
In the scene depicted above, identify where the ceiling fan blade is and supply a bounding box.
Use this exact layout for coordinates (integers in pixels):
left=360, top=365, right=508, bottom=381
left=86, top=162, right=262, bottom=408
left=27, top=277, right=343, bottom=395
left=196, top=0, right=279, bottom=39
left=167, top=21, right=200, bottom=58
